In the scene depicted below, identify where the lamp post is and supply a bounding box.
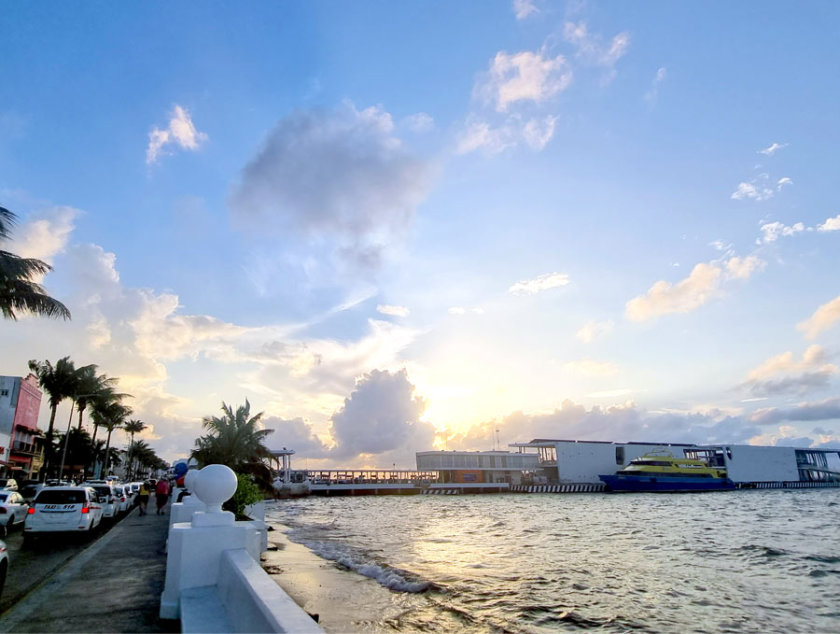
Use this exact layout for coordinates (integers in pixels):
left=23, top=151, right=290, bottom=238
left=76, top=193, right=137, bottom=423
left=58, top=394, right=97, bottom=482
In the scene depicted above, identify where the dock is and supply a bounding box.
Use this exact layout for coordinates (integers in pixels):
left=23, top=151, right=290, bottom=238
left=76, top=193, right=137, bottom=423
left=306, top=469, right=510, bottom=495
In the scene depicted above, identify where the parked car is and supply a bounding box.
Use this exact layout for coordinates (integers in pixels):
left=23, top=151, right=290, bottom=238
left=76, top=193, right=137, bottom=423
left=0, top=479, right=18, bottom=492
left=0, top=539, right=7, bottom=598
left=23, top=487, right=103, bottom=546
left=86, top=484, right=119, bottom=519
left=19, top=483, right=46, bottom=504
left=112, top=485, right=130, bottom=514
left=0, top=491, right=28, bottom=536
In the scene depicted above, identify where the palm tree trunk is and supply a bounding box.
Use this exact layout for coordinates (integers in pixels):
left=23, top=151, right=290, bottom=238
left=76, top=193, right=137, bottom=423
left=104, top=429, right=113, bottom=474
left=42, top=404, right=59, bottom=480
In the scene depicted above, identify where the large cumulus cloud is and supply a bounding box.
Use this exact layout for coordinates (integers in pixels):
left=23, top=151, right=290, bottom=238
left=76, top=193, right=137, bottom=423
left=230, top=102, right=435, bottom=269
left=328, top=368, right=433, bottom=460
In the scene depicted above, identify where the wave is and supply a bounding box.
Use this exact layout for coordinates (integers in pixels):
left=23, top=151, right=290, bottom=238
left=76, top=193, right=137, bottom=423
left=292, top=535, right=435, bottom=593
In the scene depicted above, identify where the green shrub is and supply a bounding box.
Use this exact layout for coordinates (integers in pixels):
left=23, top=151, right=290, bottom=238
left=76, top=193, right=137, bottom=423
left=223, top=472, right=263, bottom=518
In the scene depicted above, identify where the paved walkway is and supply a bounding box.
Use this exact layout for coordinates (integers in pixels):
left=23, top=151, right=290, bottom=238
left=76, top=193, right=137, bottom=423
left=0, top=504, right=179, bottom=633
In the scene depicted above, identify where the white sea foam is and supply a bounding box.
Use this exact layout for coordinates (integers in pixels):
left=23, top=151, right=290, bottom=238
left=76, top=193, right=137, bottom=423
left=295, top=537, right=432, bottom=593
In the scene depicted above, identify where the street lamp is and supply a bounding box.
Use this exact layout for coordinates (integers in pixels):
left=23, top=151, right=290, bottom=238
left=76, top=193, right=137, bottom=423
left=58, top=394, right=98, bottom=482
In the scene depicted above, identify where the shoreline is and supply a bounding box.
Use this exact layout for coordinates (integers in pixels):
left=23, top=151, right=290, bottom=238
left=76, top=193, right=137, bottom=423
left=261, top=523, right=428, bottom=633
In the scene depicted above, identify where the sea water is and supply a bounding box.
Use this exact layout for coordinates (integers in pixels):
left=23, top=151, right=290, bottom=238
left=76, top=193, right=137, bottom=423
left=265, top=489, right=840, bottom=633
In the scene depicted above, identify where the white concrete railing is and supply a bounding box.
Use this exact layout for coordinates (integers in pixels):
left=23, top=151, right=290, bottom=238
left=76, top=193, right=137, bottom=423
left=160, top=464, right=323, bottom=633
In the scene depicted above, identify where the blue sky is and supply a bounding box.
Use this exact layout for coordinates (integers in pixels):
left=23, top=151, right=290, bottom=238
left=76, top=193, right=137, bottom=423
left=2, top=1, right=839, bottom=467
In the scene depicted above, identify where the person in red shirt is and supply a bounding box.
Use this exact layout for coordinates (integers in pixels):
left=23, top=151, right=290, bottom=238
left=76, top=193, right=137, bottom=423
left=155, top=478, right=170, bottom=515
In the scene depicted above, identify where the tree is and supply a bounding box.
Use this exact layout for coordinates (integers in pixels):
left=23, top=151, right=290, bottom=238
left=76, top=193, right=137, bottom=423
left=0, top=206, right=71, bottom=321
left=28, top=357, right=90, bottom=479
left=72, top=365, right=121, bottom=430
left=123, top=419, right=146, bottom=479
left=191, top=400, right=274, bottom=471
left=90, top=399, right=132, bottom=476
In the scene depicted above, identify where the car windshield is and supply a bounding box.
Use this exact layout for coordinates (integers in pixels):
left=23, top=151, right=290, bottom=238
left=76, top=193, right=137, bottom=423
left=0, top=493, right=7, bottom=502
left=90, top=486, right=111, bottom=496
left=36, top=490, right=86, bottom=504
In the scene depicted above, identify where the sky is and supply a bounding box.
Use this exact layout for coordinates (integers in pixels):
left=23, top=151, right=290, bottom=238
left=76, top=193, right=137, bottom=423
left=2, top=1, right=840, bottom=468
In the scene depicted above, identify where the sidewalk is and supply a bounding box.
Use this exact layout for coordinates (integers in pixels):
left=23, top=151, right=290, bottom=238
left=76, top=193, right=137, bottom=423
left=0, top=505, right=179, bottom=633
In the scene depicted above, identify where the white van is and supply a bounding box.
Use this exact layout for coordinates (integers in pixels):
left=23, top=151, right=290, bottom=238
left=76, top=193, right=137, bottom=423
left=23, top=487, right=103, bottom=546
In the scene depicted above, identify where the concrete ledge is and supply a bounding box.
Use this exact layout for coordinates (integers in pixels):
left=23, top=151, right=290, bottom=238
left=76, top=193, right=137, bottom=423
left=180, top=586, right=232, bottom=633
left=217, top=549, right=323, bottom=633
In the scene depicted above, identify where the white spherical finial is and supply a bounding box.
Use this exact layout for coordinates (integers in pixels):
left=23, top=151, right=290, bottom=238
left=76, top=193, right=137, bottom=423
left=193, top=464, right=238, bottom=513
left=184, top=468, right=199, bottom=491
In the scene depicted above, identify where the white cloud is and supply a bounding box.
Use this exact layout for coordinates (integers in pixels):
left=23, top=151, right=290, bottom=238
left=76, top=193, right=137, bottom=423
left=562, top=21, right=630, bottom=73
left=327, top=369, right=433, bottom=459
left=377, top=304, right=409, bottom=317
left=725, top=255, right=765, bottom=279
left=758, top=142, right=788, bottom=156
left=644, top=67, right=667, bottom=104
left=403, top=112, right=434, bottom=133
left=749, top=397, right=840, bottom=426
left=442, top=400, right=760, bottom=452
left=146, top=105, right=208, bottom=165
left=626, top=262, right=722, bottom=321
left=448, top=306, right=484, bottom=316
left=798, top=295, right=840, bottom=340
left=817, top=214, right=840, bottom=232
left=12, top=206, right=79, bottom=263
left=776, top=176, right=793, bottom=190
left=230, top=102, right=435, bottom=269
left=477, top=50, right=572, bottom=113
left=508, top=272, right=570, bottom=295
left=741, top=345, right=837, bottom=397
left=731, top=180, right=773, bottom=201
left=576, top=319, right=614, bottom=343
left=758, top=221, right=805, bottom=244
left=563, top=358, right=619, bottom=377
left=456, top=115, right=558, bottom=155
left=513, top=0, right=538, bottom=20
left=626, top=256, right=763, bottom=321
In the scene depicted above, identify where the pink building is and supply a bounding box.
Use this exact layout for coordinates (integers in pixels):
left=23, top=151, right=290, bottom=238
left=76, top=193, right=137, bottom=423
left=0, top=374, right=44, bottom=479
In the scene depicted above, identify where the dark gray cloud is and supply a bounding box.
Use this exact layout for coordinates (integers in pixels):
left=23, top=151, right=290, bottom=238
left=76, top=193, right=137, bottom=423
left=750, top=398, right=840, bottom=426
left=328, top=368, right=433, bottom=459
left=743, top=371, right=835, bottom=398
left=230, top=103, right=434, bottom=269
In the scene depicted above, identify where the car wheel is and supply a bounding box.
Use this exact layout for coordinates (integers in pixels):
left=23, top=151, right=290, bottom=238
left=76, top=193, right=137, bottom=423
left=0, top=560, right=7, bottom=598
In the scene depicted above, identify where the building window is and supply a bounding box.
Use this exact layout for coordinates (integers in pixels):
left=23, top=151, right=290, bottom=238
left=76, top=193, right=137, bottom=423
left=0, top=389, right=8, bottom=396
left=616, top=447, right=625, bottom=465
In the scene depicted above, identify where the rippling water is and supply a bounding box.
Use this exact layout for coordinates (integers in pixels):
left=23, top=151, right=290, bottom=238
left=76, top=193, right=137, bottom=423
left=266, top=489, right=840, bottom=633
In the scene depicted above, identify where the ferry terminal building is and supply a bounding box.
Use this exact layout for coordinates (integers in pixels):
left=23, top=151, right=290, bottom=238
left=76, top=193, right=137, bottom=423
left=416, top=439, right=840, bottom=492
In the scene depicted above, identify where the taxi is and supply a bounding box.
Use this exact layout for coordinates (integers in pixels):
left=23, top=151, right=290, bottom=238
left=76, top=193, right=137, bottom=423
left=23, top=486, right=103, bottom=546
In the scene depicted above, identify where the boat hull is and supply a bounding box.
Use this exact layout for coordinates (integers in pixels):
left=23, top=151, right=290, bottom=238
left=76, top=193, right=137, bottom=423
left=599, top=474, right=735, bottom=493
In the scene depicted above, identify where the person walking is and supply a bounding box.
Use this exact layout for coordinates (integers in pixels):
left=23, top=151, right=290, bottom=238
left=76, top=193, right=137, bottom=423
left=155, top=478, right=170, bottom=515
left=137, top=481, right=150, bottom=515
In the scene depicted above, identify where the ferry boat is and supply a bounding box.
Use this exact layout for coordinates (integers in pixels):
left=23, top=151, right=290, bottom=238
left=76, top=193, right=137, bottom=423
left=599, top=450, right=735, bottom=492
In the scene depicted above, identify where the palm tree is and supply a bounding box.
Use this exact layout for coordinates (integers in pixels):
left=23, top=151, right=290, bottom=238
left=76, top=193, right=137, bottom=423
left=90, top=399, right=132, bottom=477
left=191, top=400, right=274, bottom=470
left=0, top=206, right=71, bottom=321
left=72, top=365, right=121, bottom=430
left=28, top=357, right=86, bottom=479
left=123, top=419, right=146, bottom=479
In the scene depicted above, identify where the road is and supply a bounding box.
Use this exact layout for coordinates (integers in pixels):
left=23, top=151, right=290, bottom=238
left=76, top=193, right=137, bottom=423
left=0, top=512, right=129, bottom=614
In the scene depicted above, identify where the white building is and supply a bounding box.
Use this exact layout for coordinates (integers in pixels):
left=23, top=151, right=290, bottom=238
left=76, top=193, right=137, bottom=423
left=511, top=439, right=840, bottom=487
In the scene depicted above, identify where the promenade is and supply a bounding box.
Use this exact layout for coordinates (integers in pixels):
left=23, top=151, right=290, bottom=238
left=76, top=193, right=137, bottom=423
left=0, top=505, right=179, bottom=633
